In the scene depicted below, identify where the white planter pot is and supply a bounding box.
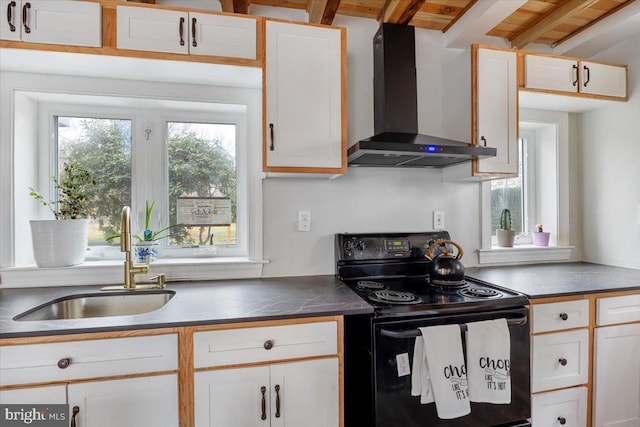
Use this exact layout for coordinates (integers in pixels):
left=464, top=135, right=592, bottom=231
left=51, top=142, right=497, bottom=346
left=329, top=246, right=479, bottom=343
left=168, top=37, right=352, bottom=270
left=133, top=241, right=160, bottom=263
left=496, top=229, right=516, bottom=247
left=30, top=219, right=89, bottom=267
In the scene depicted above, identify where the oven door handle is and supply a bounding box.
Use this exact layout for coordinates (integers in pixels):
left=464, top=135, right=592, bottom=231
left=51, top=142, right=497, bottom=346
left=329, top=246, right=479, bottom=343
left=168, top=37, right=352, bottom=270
left=379, top=314, right=528, bottom=339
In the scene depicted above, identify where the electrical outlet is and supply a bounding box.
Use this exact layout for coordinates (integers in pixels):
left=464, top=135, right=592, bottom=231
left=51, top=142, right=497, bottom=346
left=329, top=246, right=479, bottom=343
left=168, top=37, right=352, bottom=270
left=298, top=210, right=311, bottom=232
left=433, top=210, right=445, bottom=230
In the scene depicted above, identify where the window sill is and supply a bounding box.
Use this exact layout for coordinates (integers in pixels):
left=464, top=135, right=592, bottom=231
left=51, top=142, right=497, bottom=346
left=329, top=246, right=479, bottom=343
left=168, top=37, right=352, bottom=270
left=0, top=258, right=269, bottom=288
left=478, top=245, right=574, bottom=265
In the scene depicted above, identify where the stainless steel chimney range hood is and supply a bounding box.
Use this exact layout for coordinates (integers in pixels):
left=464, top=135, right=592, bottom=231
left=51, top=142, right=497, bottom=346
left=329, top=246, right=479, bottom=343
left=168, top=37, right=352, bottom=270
left=348, top=24, right=496, bottom=168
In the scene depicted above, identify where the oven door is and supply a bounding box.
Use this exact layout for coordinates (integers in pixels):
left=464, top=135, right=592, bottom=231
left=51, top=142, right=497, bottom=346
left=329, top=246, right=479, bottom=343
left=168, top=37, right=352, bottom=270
left=373, top=307, right=530, bottom=427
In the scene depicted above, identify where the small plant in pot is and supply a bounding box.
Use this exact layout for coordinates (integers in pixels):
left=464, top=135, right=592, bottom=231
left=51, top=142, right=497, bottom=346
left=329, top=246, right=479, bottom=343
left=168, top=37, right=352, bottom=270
left=496, top=208, right=517, bottom=248
left=109, top=200, right=182, bottom=263
left=532, top=223, right=551, bottom=246
left=29, top=163, right=96, bottom=267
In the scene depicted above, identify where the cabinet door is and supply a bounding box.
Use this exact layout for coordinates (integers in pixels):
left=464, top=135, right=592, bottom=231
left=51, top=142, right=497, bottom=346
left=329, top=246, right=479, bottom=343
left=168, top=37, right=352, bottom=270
left=270, top=358, right=339, bottom=427
left=580, top=61, right=627, bottom=98
left=189, top=12, right=256, bottom=59
left=68, top=375, right=179, bottom=427
left=532, top=387, right=587, bottom=427
left=117, top=6, right=189, bottom=54
left=525, top=55, right=579, bottom=93
left=0, top=0, right=21, bottom=41
left=0, top=385, right=66, bottom=404
left=194, top=366, right=270, bottom=427
left=265, top=21, right=344, bottom=171
left=2, top=0, right=101, bottom=47
left=593, top=323, right=640, bottom=427
left=475, top=48, right=518, bottom=175
left=531, top=329, right=589, bottom=392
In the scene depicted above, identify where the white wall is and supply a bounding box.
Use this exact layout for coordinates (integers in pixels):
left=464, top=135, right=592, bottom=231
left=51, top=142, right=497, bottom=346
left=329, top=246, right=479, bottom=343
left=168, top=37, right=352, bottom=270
left=579, top=35, right=640, bottom=269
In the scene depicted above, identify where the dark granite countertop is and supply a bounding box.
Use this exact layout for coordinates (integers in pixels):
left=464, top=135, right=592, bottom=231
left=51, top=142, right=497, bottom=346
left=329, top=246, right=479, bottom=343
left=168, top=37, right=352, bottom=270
left=0, top=276, right=373, bottom=339
left=466, top=262, right=640, bottom=299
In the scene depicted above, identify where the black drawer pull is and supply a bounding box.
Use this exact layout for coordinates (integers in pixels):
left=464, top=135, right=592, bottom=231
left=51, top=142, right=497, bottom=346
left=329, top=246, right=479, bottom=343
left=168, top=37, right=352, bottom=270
left=192, top=17, right=197, bottom=47
left=558, top=416, right=567, bottom=425
left=260, top=386, right=267, bottom=420
left=269, top=123, right=275, bottom=151
left=22, top=2, right=30, bottom=34
left=583, top=65, right=590, bottom=87
left=559, top=358, right=568, bottom=366
left=572, top=64, right=578, bottom=87
left=559, top=312, right=568, bottom=321
left=274, top=384, right=281, bottom=418
left=7, top=1, right=16, bottom=32
left=57, top=358, right=71, bottom=369
left=179, top=17, right=185, bottom=46
left=70, top=406, right=79, bottom=427
left=264, top=340, right=274, bottom=350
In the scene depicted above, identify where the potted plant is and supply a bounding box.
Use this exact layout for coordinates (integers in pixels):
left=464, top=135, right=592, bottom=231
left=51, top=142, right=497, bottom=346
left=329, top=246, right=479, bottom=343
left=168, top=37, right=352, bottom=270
left=120, top=200, right=182, bottom=263
left=29, top=163, right=96, bottom=267
left=496, top=208, right=516, bottom=247
left=532, top=223, right=551, bottom=246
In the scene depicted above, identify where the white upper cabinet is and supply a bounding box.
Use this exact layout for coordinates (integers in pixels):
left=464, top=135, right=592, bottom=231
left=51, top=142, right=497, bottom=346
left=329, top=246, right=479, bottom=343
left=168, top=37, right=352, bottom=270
left=579, top=60, right=627, bottom=98
left=475, top=47, right=518, bottom=176
left=264, top=20, right=345, bottom=173
left=117, top=5, right=257, bottom=60
left=0, top=0, right=101, bottom=47
left=524, top=54, right=627, bottom=99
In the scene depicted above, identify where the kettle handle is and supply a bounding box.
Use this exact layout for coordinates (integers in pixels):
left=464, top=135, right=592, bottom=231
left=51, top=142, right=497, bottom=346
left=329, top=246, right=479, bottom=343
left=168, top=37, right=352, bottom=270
left=426, top=239, right=464, bottom=261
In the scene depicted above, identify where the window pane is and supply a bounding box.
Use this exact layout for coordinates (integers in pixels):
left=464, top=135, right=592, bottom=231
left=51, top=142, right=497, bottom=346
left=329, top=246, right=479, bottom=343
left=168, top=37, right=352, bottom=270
left=57, top=117, right=132, bottom=244
left=490, top=139, right=524, bottom=234
left=167, top=122, right=237, bottom=246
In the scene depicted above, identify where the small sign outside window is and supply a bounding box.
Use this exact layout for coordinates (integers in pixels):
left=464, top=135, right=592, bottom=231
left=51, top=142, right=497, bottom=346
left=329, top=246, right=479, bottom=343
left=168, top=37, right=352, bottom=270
left=177, top=197, right=231, bottom=227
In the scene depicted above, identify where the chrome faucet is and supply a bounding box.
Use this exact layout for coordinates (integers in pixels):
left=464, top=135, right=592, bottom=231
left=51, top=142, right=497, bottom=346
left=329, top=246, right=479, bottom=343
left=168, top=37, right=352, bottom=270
left=121, top=206, right=149, bottom=289
left=102, top=206, right=165, bottom=291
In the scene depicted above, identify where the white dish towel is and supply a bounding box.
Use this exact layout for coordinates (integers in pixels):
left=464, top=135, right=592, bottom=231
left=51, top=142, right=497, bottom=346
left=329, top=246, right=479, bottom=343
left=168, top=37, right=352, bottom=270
left=411, top=335, right=434, bottom=403
left=466, top=318, right=512, bottom=404
left=418, top=325, right=471, bottom=419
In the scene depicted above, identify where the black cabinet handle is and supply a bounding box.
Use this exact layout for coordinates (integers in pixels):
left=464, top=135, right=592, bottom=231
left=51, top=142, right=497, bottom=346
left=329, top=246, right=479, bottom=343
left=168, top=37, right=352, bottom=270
left=274, top=384, right=281, bottom=418
left=179, top=17, right=185, bottom=46
left=558, top=416, right=567, bottom=425
left=480, top=136, right=487, bottom=147
left=572, top=64, right=578, bottom=87
left=260, top=386, right=267, bottom=420
left=264, top=340, right=274, bottom=350
left=191, top=17, right=197, bottom=47
left=22, top=2, right=30, bottom=34
left=70, top=406, right=79, bottom=427
left=559, top=358, right=568, bottom=366
left=57, top=358, right=71, bottom=369
left=269, top=123, right=275, bottom=151
left=583, top=65, right=590, bottom=87
left=7, top=1, right=16, bottom=32
left=559, top=312, right=568, bottom=321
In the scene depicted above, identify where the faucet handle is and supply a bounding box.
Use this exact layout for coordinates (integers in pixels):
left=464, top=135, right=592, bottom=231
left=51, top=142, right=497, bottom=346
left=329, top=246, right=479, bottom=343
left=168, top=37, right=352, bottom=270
left=150, top=274, right=165, bottom=289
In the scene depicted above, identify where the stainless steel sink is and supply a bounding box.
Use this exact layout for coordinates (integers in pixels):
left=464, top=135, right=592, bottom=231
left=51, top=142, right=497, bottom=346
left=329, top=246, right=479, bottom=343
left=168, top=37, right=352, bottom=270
left=14, top=290, right=175, bottom=321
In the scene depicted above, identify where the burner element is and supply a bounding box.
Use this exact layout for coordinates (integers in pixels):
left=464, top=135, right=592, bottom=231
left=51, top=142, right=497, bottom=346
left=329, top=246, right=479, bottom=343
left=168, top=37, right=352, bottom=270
left=369, top=290, right=422, bottom=305
left=430, top=278, right=467, bottom=287
left=356, top=280, right=386, bottom=291
left=459, top=287, right=502, bottom=299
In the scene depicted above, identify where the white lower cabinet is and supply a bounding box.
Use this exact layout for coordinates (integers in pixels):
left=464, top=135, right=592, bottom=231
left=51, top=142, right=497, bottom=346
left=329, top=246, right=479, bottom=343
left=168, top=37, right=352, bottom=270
left=532, top=387, right=588, bottom=427
left=68, top=375, right=179, bottom=427
left=593, top=322, right=640, bottom=427
left=194, top=358, right=339, bottom=427
left=531, top=329, right=589, bottom=392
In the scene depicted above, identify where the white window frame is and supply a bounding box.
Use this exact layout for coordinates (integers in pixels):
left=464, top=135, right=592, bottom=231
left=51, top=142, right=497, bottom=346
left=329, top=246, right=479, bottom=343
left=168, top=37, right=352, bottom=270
left=0, top=69, right=265, bottom=287
left=479, top=109, right=574, bottom=265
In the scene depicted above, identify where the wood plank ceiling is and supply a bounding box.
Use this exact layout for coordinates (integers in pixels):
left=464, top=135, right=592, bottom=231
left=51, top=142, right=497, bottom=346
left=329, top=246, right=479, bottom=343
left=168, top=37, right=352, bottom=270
left=130, top=0, right=636, bottom=50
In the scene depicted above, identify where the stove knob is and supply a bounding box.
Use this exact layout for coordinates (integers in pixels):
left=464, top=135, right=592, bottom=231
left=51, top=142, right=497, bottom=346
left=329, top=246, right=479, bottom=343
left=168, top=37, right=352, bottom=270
left=343, top=241, right=355, bottom=253
left=355, top=240, right=366, bottom=251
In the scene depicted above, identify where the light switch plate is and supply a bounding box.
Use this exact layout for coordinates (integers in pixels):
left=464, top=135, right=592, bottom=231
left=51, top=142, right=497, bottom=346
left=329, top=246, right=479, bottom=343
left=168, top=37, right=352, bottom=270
left=433, top=210, right=445, bottom=230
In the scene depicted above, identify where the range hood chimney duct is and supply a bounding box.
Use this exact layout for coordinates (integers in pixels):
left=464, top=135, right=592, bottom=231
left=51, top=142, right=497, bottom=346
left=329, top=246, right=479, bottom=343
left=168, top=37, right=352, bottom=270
left=348, top=23, right=497, bottom=168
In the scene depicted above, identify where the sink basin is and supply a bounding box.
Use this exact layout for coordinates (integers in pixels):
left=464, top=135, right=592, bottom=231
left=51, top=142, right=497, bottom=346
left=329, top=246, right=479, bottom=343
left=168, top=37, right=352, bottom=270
left=14, top=290, right=175, bottom=321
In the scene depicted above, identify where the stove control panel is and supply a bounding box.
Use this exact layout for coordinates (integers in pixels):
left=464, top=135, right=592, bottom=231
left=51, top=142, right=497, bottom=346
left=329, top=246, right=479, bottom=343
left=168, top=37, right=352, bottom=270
left=335, top=232, right=451, bottom=261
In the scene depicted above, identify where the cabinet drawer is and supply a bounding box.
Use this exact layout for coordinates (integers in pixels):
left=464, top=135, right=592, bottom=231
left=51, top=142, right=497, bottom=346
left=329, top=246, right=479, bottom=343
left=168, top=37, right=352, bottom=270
left=531, top=329, right=589, bottom=392
left=597, top=294, right=640, bottom=326
left=194, top=321, right=337, bottom=368
left=0, top=334, right=177, bottom=386
left=532, top=387, right=587, bottom=427
left=532, top=299, right=589, bottom=333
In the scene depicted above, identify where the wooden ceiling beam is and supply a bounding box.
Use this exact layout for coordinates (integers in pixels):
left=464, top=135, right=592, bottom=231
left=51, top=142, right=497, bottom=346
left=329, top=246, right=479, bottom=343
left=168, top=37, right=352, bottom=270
left=220, top=0, right=250, bottom=14
left=307, top=0, right=342, bottom=25
left=510, top=0, right=600, bottom=49
left=380, top=0, right=426, bottom=25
